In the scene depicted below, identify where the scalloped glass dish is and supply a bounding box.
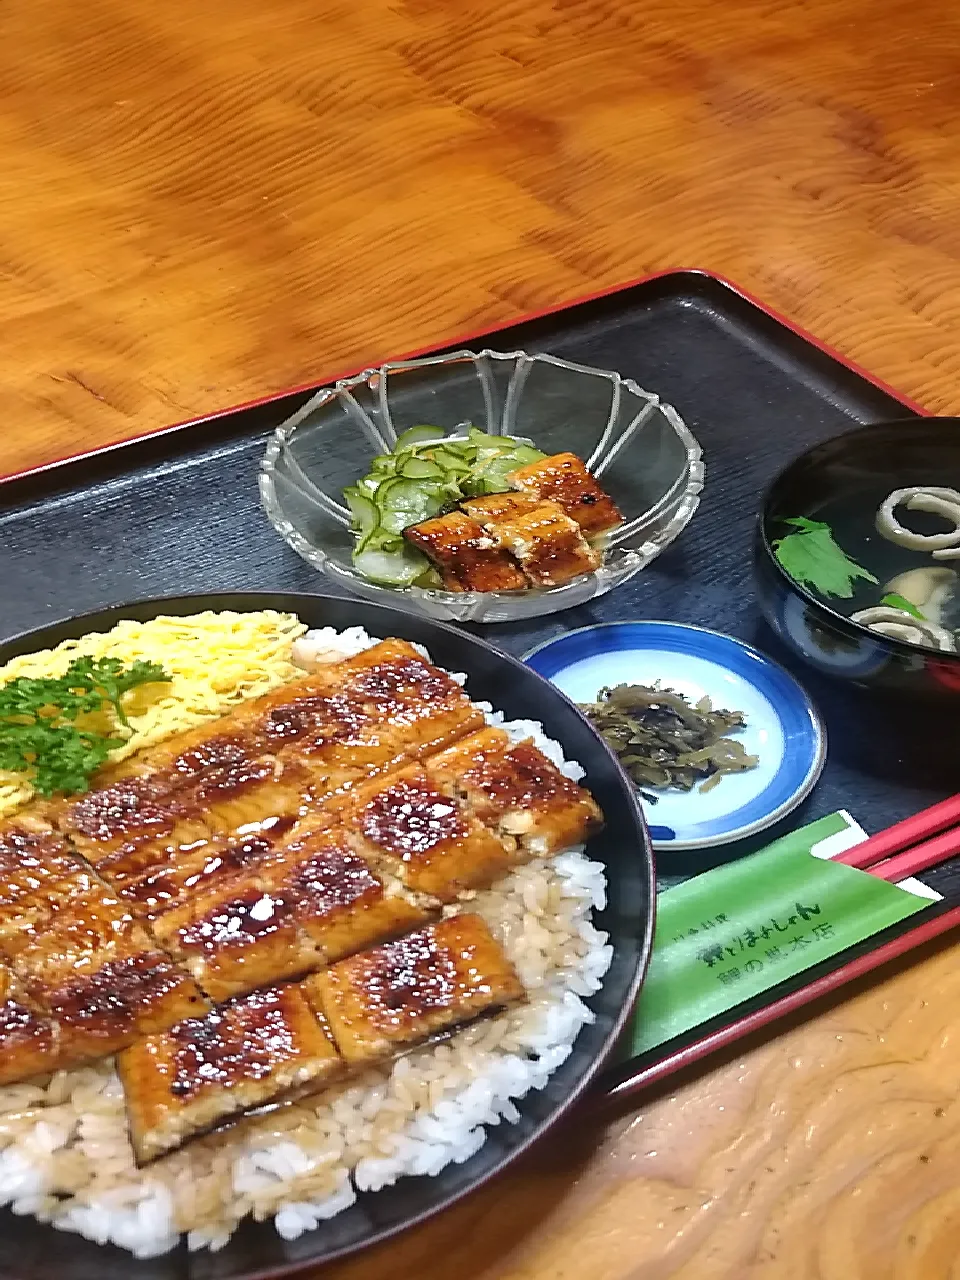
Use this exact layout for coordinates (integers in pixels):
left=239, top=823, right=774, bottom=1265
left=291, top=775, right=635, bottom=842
left=259, top=349, right=705, bottom=623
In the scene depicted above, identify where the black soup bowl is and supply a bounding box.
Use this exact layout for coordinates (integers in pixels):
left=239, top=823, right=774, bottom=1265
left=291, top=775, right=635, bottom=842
left=755, top=418, right=960, bottom=699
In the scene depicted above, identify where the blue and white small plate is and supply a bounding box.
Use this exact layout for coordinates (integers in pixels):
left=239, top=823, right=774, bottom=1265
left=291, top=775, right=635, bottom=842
left=524, top=621, right=827, bottom=851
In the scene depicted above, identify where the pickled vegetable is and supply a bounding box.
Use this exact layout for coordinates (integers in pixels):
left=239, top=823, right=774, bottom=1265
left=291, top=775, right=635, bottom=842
left=577, top=683, right=759, bottom=795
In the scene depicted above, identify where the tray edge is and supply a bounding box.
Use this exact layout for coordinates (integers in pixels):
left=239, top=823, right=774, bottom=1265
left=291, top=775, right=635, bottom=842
left=5, top=271, right=948, bottom=1123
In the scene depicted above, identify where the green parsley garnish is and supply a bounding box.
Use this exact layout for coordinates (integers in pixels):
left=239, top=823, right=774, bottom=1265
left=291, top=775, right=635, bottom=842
left=773, top=516, right=878, bottom=599
left=0, top=657, right=170, bottom=797
left=879, top=592, right=925, bottom=619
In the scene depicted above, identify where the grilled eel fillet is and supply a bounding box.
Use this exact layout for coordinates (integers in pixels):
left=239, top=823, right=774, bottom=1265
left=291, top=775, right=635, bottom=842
left=478, top=501, right=602, bottom=587
left=0, top=637, right=480, bottom=1074
left=139, top=727, right=601, bottom=1002
left=422, top=727, right=603, bottom=856
left=0, top=823, right=207, bottom=1074
left=119, top=915, right=523, bottom=1164
left=62, top=639, right=484, bottom=891
left=408, top=494, right=603, bottom=590
left=149, top=820, right=433, bottom=1001
left=0, top=641, right=602, bottom=1153
left=403, top=453, right=623, bottom=591
left=403, top=511, right=528, bottom=593
left=505, top=452, right=624, bottom=540
left=118, top=980, right=345, bottom=1164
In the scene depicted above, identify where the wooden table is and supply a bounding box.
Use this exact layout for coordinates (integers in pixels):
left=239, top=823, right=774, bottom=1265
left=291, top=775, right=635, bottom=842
left=3, top=0, right=960, bottom=1273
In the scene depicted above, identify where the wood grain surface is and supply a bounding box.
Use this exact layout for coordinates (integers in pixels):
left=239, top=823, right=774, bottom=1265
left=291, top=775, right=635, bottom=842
left=4, top=0, right=960, bottom=1275
left=4, top=0, right=960, bottom=478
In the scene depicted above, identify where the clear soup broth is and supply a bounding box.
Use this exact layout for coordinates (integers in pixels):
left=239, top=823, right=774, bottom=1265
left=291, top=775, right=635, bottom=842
left=795, top=479, right=960, bottom=648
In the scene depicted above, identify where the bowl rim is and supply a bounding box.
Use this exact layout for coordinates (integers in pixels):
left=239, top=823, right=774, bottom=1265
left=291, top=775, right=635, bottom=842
left=757, top=417, right=960, bottom=665
left=258, top=348, right=705, bottom=611
left=0, top=589, right=657, bottom=1280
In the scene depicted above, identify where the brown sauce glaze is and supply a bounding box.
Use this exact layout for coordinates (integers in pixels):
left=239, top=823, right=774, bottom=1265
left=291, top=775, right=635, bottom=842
left=68, top=739, right=282, bottom=846
left=169, top=987, right=299, bottom=1096
left=173, top=736, right=250, bottom=776
left=260, top=814, right=297, bottom=840
left=175, top=887, right=298, bottom=954
left=360, top=778, right=465, bottom=858
left=0, top=826, right=80, bottom=902
left=463, top=742, right=584, bottom=808
left=510, top=453, right=623, bottom=536
left=68, top=781, right=174, bottom=843
left=44, top=951, right=202, bottom=1032
left=349, top=930, right=460, bottom=1027
left=264, top=693, right=373, bottom=745
left=0, top=987, right=54, bottom=1044
left=404, top=512, right=493, bottom=568
left=285, top=842, right=384, bottom=914
left=0, top=978, right=60, bottom=1080
left=25, top=884, right=133, bottom=957
left=510, top=508, right=596, bottom=585
left=178, top=755, right=275, bottom=808
left=117, top=834, right=275, bottom=915
left=349, top=658, right=462, bottom=711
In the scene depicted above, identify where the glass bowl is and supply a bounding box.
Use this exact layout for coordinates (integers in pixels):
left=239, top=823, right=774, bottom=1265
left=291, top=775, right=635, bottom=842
left=259, top=349, right=704, bottom=623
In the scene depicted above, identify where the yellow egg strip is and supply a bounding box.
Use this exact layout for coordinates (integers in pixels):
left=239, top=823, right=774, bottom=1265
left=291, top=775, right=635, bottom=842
left=0, top=610, right=308, bottom=818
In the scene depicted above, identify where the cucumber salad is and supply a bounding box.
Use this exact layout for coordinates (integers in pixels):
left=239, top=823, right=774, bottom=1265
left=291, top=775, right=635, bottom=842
left=343, top=426, right=546, bottom=587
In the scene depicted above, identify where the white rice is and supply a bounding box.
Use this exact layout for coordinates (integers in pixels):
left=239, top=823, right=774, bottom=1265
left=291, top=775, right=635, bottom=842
left=0, top=627, right=612, bottom=1257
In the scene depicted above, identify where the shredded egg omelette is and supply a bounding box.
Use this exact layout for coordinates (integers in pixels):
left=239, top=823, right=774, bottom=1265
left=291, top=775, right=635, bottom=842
left=0, top=610, right=307, bottom=818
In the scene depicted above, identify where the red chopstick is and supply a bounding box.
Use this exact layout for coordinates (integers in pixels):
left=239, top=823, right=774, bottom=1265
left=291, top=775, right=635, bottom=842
left=834, top=793, right=960, bottom=870
left=867, top=825, right=960, bottom=883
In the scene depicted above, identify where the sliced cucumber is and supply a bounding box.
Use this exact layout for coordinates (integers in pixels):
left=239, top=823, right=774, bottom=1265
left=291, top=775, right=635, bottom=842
left=467, top=427, right=503, bottom=449
left=477, top=470, right=513, bottom=496
left=370, top=454, right=400, bottom=477
left=435, top=482, right=466, bottom=508
left=352, top=544, right=429, bottom=586
left=364, top=529, right=405, bottom=552
left=469, top=446, right=544, bottom=494
left=459, top=472, right=487, bottom=498
left=428, top=446, right=473, bottom=475
left=376, top=476, right=446, bottom=534
left=395, top=424, right=445, bottom=450
left=468, top=428, right=542, bottom=465
left=506, top=444, right=545, bottom=467
left=343, top=487, right=379, bottom=545
left=400, top=456, right=445, bottom=480
left=346, top=428, right=549, bottom=588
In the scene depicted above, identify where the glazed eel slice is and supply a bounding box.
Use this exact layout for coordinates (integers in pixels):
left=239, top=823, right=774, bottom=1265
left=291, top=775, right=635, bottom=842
left=505, top=451, right=624, bottom=539
left=59, top=640, right=484, bottom=912
left=119, top=981, right=344, bottom=1165
left=309, top=913, right=525, bottom=1067
left=119, top=914, right=524, bottom=1164
left=149, top=821, right=432, bottom=1002
left=141, top=738, right=578, bottom=1005
left=0, top=641, right=603, bottom=1088
left=403, top=510, right=529, bottom=592
left=422, top=727, right=603, bottom=856
left=0, top=820, right=208, bottom=1071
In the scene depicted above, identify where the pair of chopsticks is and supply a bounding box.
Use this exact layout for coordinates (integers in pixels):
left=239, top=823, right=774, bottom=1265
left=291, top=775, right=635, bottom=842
left=834, top=794, right=960, bottom=883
